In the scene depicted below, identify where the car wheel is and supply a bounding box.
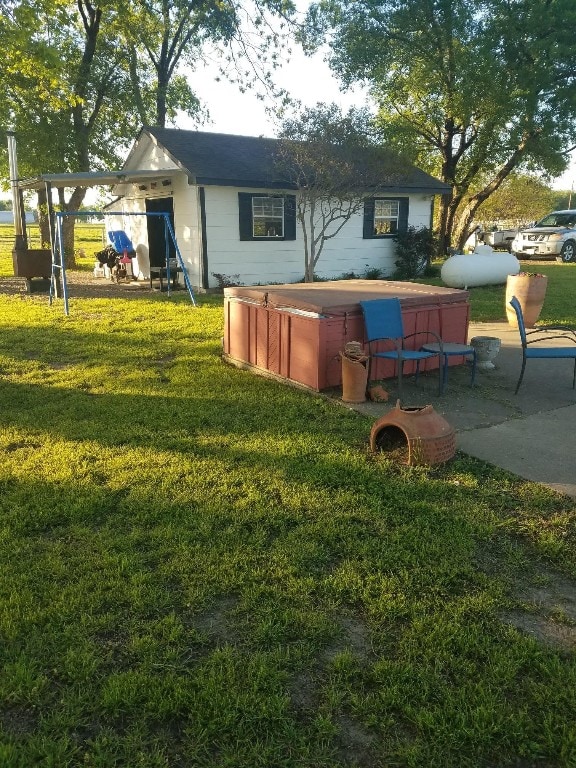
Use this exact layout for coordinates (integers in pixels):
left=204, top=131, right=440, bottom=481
left=560, top=240, right=576, bottom=263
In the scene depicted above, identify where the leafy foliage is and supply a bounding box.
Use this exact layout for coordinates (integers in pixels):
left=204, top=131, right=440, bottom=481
left=277, top=103, right=404, bottom=281
left=308, top=0, right=576, bottom=254
left=211, top=271, right=243, bottom=288
left=0, top=0, right=299, bottom=267
left=0, top=0, right=297, bottom=188
left=474, top=174, right=559, bottom=227
left=393, top=225, right=437, bottom=279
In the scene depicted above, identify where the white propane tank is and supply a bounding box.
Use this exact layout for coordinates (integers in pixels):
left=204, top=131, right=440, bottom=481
left=441, top=245, right=520, bottom=288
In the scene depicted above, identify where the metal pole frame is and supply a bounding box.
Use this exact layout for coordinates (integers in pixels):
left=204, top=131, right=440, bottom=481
left=50, top=212, right=70, bottom=314
left=49, top=210, right=196, bottom=315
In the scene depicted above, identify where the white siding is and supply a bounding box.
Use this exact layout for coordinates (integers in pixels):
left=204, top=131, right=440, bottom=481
left=204, top=187, right=434, bottom=287
left=125, top=138, right=181, bottom=173
left=105, top=186, right=202, bottom=286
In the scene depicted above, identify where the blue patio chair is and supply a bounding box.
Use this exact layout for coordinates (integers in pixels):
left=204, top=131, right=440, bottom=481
left=360, top=298, right=444, bottom=399
left=509, top=295, right=576, bottom=394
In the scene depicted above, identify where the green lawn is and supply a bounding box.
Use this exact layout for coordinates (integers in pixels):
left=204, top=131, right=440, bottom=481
left=420, top=261, right=576, bottom=325
left=1, top=230, right=575, bottom=766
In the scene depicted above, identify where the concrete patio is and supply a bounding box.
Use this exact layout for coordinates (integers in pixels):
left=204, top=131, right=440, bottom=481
left=340, top=321, right=576, bottom=498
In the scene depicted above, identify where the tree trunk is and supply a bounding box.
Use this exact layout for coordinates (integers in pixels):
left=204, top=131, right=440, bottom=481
left=305, top=207, right=318, bottom=281
left=36, top=188, right=51, bottom=248
left=437, top=194, right=452, bottom=256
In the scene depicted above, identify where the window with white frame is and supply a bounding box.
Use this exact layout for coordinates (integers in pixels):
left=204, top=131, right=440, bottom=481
left=363, top=197, right=408, bottom=239
left=252, top=196, right=284, bottom=238
left=373, top=199, right=400, bottom=235
left=238, top=193, right=296, bottom=241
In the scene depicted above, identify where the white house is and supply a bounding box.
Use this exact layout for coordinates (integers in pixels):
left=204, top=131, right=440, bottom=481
left=104, top=127, right=450, bottom=289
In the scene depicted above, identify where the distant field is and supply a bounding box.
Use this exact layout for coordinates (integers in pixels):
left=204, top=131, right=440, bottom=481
left=0, top=222, right=105, bottom=274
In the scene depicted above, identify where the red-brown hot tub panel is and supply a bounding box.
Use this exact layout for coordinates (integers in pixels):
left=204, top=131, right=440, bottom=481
left=223, top=281, right=470, bottom=391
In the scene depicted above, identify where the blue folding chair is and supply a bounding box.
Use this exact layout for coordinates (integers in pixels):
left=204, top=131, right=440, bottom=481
left=509, top=295, right=576, bottom=394
left=360, top=298, right=444, bottom=398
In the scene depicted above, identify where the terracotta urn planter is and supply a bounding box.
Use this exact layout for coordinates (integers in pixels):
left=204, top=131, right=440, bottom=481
left=340, top=341, right=368, bottom=403
left=470, top=336, right=501, bottom=370
left=505, top=273, right=548, bottom=328
left=369, top=400, right=456, bottom=466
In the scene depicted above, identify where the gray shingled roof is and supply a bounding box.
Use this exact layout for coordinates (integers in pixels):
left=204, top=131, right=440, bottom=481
left=141, top=126, right=450, bottom=194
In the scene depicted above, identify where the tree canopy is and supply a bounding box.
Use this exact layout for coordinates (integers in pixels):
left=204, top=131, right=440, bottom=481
left=1, top=0, right=296, bottom=259
left=473, top=174, right=558, bottom=228
left=277, top=102, right=404, bottom=281
left=307, top=0, right=576, bottom=253
left=1, top=0, right=296, bottom=185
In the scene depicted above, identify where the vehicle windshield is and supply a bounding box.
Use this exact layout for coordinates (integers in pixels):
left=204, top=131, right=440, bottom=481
left=536, top=212, right=576, bottom=227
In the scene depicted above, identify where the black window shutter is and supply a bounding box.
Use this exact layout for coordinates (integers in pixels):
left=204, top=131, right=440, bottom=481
left=238, top=193, right=253, bottom=240
left=284, top=195, right=296, bottom=240
left=363, top=199, right=375, bottom=239
left=398, top=198, right=409, bottom=233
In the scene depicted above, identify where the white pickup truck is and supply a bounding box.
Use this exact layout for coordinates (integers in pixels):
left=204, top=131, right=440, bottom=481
left=510, top=210, right=576, bottom=262
left=481, top=229, right=517, bottom=251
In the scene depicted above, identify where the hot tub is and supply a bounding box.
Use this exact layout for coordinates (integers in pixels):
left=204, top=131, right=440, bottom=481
left=223, top=280, right=470, bottom=391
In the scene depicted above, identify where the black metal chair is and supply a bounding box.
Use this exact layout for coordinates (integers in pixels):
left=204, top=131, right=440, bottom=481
left=149, top=258, right=182, bottom=291
left=509, top=295, right=576, bottom=394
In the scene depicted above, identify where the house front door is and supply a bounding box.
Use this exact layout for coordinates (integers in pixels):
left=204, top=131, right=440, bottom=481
left=145, top=197, right=175, bottom=268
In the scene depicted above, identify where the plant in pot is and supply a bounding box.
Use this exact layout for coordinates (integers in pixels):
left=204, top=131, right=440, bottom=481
left=505, top=271, right=548, bottom=328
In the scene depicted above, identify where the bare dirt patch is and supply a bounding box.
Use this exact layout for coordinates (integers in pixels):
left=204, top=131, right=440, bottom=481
left=191, top=595, right=240, bottom=645
left=0, top=705, right=40, bottom=737
left=503, top=567, right=576, bottom=651
left=0, top=271, right=160, bottom=300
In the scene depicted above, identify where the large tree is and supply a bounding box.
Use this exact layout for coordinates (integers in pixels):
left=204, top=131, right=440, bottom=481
left=119, top=0, right=296, bottom=128
left=1, top=0, right=296, bottom=260
left=307, top=0, right=576, bottom=254
left=1, top=0, right=138, bottom=260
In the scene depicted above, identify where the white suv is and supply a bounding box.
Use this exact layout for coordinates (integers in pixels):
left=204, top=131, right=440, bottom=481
left=511, top=210, right=576, bottom=262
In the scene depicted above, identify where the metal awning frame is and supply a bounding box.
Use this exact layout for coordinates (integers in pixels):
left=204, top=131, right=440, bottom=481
left=17, top=169, right=176, bottom=191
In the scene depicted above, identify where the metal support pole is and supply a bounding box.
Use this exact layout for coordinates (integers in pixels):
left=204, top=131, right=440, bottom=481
left=164, top=215, right=196, bottom=306
left=164, top=215, right=172, bottom=297
left=46, top=182, right=62, bottom=301
left=6, top=131, right=26, bottom=251
left=51, top=213, right=69, bottom=315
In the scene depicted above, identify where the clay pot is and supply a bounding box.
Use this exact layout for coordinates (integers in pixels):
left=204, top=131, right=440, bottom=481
left=370, top=400, right=456, bottom=466
left=505, top=273, right=548, bottom=328
left=340, top=353, right=368, bottom=403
